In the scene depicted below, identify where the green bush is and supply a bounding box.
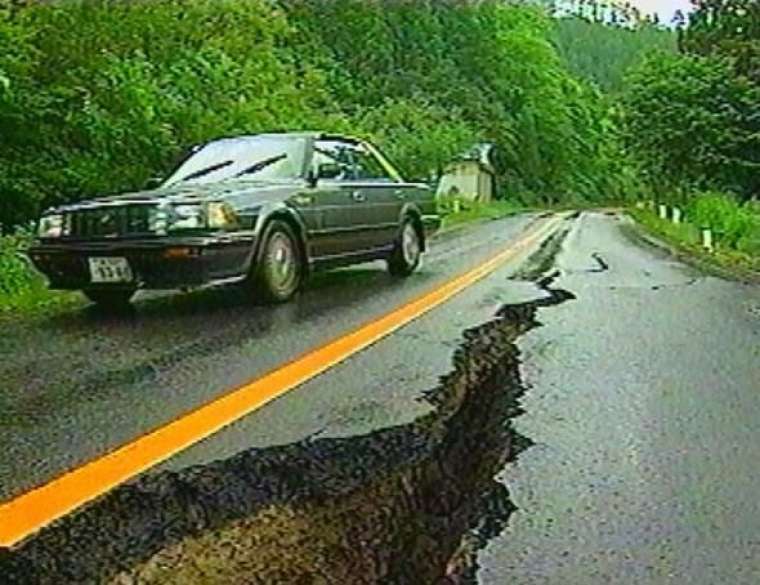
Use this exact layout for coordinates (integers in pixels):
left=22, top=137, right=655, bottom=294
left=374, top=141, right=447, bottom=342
left=623, top=52, right=760, bottom=200
left=686, top=192, right=760, bottom=250
left=0, top=233, right=35, bottom=297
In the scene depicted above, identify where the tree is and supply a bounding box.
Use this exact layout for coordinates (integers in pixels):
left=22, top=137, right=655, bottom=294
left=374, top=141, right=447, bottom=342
left=622, top=51, right=760, bottom=201
left=680, top=0, right=760, bottom=83
left=553, top=15, right=676, bottom=93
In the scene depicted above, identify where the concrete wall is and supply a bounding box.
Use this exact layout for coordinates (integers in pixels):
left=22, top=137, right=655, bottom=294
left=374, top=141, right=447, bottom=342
left=436, top=162, right=493, bottom=202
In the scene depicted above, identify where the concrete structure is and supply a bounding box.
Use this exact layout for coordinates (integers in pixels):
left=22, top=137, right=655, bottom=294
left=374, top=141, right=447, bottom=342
left=436, top=143, right=497, bottom=203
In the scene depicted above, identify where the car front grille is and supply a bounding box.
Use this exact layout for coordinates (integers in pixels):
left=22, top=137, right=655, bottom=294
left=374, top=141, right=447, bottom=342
left=64, top=204, right=156, bottom=239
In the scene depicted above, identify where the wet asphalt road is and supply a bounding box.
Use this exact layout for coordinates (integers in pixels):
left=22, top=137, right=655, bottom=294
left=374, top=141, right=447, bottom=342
left=0, top=213, right=540, bottom=500
left=3, top=211, right=760, bottom=584
left=479, top=213, right=760, bottom=584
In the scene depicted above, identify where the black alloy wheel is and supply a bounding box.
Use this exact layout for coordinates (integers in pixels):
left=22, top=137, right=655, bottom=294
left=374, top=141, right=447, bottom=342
left=252, top=219, right=303, bottom=303
left=388, top=216, right=422, bottom=277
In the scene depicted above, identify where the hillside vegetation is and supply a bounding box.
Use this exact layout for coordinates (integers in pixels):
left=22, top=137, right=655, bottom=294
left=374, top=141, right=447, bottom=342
left=0, top=0, right=639, bottom=233
left=549, top=0, right=760, bottom=259
left=553, top=16, right=676, bottom=92
left=620, top=0, right=760, bottom=255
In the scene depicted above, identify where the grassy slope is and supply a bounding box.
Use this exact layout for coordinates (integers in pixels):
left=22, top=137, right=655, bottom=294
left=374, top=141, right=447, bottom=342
left=0, top=282, right=79, bottom=318
left=440, top=200, right=525, bottom=229
left=0, top=237, right=80, bottom=318
left=629, top=208, right=760, bottom=280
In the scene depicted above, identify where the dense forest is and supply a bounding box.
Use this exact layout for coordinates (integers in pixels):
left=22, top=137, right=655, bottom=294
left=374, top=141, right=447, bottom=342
left=0, top=0, right=758, bottom=247
left=0, top=0, right=644, bottom=231
left=553, top=15, right=676, bottom=92
left=622, top=0, right=760, bottom=254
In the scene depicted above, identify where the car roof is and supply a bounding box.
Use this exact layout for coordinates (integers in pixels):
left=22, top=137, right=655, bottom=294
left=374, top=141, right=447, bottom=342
left=206, top=132, right=363, bottom=145
left=261, top=132, right=363, bottom=142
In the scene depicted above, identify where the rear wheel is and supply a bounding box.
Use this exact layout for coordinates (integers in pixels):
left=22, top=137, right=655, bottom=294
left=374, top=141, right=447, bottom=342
left=251, top=220, right=303, bottom=303
left=388, top=217, right=422, bottom=277
left=83, top=289, right=135, bottom=310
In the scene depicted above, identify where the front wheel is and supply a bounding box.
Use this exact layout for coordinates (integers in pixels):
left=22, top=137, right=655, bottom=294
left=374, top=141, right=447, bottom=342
left=388, top=217, right=422, bottom=277
left=82, top=288, right=135, bottom=310
left=250, top=220, right=303, bottom=303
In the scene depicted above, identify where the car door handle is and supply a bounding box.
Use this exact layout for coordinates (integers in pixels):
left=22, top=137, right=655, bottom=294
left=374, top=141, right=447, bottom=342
left=351, top=190, right=366, bottom=202
left=394, top=189, right=406, bottom=199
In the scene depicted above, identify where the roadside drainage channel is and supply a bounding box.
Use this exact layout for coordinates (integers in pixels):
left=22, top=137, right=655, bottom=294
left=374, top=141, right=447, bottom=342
left=0, top=227, right=575, bottom=585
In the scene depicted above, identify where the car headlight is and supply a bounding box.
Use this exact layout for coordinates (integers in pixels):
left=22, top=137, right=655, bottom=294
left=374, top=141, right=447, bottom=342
left=168, top=204, right=204, bottom=231
left=165, top=202, right=239, bottom=232
left=206, top=202, right=239, bottom=230
left=38, top=214, right=64, bottom=238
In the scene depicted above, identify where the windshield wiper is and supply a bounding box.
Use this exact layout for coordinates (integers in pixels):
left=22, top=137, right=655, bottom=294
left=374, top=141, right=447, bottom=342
left=234, top=154, right=287, bottom=179
left=180, top=160, right=234, bottom=182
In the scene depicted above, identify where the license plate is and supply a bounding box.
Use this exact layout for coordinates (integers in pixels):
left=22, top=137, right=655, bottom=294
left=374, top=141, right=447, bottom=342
left=88, top=257, right=133, bottom=283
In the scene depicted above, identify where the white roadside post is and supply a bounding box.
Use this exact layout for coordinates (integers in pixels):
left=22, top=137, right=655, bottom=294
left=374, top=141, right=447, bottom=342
left=702, top=228, right=714, bottom=252
left=672, top=207, right=682, bottom=224
left=659, top=204, right=668, bottom=219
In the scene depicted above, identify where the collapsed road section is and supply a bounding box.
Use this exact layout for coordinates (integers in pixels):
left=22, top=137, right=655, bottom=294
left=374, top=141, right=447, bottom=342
left=1, top=226, right=576, bottom=585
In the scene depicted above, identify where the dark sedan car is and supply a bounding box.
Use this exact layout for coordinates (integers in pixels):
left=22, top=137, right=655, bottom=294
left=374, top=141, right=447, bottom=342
left=29, top=132, right=441, bottom=308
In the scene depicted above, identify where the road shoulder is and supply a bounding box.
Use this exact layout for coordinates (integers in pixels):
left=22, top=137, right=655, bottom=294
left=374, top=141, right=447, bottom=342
left=622, top=211, right=760, bottom=285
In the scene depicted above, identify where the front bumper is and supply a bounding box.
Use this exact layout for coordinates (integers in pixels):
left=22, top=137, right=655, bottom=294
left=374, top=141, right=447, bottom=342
left=28, top=235, right=254, bottom=290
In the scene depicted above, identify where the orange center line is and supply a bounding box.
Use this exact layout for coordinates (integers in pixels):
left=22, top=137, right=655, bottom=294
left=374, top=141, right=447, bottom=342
left=0, top=214, right=563, bottom=548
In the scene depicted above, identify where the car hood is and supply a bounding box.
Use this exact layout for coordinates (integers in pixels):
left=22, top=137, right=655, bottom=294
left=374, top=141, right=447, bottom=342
left=55, top=180, right=302, bottom=211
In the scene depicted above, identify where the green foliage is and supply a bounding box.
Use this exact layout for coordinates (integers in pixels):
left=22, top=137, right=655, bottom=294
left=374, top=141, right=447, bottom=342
left=440, top=199, right=524, bottom=229
left=622, top=0, right=760, bottom=264
left=680, top=0, right=760, bottom=84
left=632, top=207, right=703, bottom=247
left=283, top=0, right=628, bottom=203
left=0, top=233, right=34, bottom=296
left=622, top=51, right=760, bottom=200
left=553, top=16, right=676, bottom=93
left=631, top=202, right=760, bottom=275
left=618, top=0, right=760, bottom=236
left=686, top=191, right=760, bottom=251
left=0, top=0, right=643, bottom=232
left=0, top=231, right=80, bottom=314
left=0, top=0, right=338, bottom=230
left=353, top=97, right=478, bottom=182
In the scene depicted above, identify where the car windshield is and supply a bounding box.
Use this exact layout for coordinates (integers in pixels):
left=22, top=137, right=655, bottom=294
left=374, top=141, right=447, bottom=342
left=163, top=136, right=306, bottom=186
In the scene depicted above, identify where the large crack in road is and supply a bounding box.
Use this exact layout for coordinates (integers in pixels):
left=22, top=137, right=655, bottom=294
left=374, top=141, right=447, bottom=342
left=1, top=227, right=575, bottom=585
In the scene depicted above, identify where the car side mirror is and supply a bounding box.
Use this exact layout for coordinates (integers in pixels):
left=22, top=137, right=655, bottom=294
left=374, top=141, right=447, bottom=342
left=145, top=176, right=164, bottom=189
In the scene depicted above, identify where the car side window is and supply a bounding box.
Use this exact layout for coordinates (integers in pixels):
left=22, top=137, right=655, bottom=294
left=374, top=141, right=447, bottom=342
left=351, top=144, right=393, bottom=182
left=312, top=140, right=354, bottom=181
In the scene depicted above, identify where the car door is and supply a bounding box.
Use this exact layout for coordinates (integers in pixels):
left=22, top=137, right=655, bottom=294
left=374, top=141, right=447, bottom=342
left=299, top=139, right=357, bottom=259
left=345, top=141, right=403, bottom=251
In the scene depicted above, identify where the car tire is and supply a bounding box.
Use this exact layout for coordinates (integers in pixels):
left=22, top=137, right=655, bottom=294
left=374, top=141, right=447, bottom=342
left=251, top=219, right=303, bottom=303
left=83, top=289, right=135, bottom=310
left=388, top=216, right=422, bottom=277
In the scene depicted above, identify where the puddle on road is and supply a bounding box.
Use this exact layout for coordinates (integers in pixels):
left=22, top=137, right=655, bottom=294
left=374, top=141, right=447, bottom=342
left=1, top=229, right=576, bottom=585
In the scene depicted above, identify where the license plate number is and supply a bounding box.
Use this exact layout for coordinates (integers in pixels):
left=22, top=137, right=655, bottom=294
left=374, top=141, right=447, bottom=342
left=88, top=257, right=133, bottom=283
